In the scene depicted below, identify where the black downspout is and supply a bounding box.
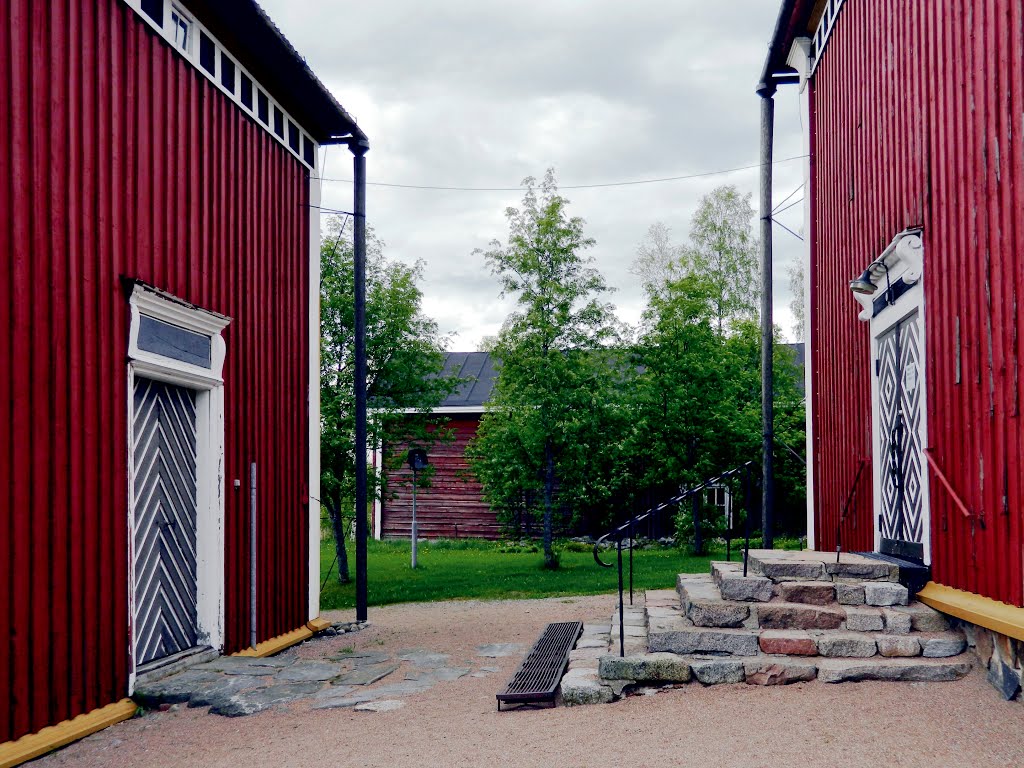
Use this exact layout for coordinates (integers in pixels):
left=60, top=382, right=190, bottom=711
left=758, top=81, right=776, bottom=550
left=350, top=137, right=370, bottom=622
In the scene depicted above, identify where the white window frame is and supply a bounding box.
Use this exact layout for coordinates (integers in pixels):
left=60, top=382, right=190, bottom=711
left=170, top=4, right=191, bottom=54
left=122, top=0, right=319, bottom=170
left=126, top=284, right=231, bottom=691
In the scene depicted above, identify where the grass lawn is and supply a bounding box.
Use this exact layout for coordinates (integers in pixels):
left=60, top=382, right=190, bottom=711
left=318, top=537, right=746, bottom=610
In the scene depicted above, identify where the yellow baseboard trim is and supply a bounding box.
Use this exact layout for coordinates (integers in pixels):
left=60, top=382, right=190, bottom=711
left=231, top=625, right=314, bottom=658
left=0, top=699, right=137, bottom=768
left=306, top=616, right=332, bottom=632
left=918, top=581, right=1024, bottom=642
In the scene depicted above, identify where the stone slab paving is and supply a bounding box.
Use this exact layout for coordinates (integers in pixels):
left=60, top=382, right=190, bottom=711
left=133, top=626, right=506, bottom=717
left=335, top=662, right=402, bottom=686
left=475, top=643, right=524, bottom=658
left=354, top=699, right=405, bottom=712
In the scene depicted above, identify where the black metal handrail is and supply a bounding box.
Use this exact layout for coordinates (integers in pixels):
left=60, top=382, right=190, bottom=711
left=593, top=461, right=758, bottom=656
left=835, top=458, right=868, bottom=563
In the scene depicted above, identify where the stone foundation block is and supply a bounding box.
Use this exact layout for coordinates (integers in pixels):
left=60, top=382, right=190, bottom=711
left=754, top=560, right=828, bottom=582
left=598, top=653, right=691, bottom=683
left=844, top=606, right=884, bottom=632
left=893, top=602, right=950, bottom=632
left=690, top=657, right=746, bottom=685
left=758, top=603, right=845, bottom=630
left=816, top=632, right=878, bottom=658
left=881, top=608, right=912, bottom=635
left=826, top=560, right=899, bottom=581
left=817, top=657, right=971, bottom=683
left=758, top=630, right=818, bottom=656
left=922, top=633, right=967, bottom=658
left=863, top=582, right=909, bottom=606
left=778, top=582, right=836, bottom=606
left=718, top=576, right=775, bottom=602
left=679, top=576, right=750, bottom=627
left=744, top=659, right=817, bottom=685
left=559, top=668, right=614, bottom=706
left=835, top=583, right=866, bottom=605
left=876, top=635, right=921, bottom=657
left=987, top=660, right=1022, bottom=701
left=648, top=627, right=760, bottom=656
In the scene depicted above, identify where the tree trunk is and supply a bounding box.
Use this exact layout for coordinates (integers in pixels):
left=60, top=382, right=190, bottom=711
left=542, top=435, right=556, bottom=568
left=326, top=498, right=351, bottom=584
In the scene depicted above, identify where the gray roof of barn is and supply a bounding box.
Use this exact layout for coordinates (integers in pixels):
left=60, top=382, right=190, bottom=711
left=439, top=352, right=499, bottom=409
left=436, top=343, right=805, bottom=409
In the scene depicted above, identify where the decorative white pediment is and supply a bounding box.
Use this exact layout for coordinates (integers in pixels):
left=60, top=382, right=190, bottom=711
left=852, top=228, right=924, bottom=321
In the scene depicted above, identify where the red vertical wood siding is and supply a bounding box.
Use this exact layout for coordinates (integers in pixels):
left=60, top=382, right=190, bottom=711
left=2, top=1, right=313, bottom=742
left=383, top=417, right=502, bottom=539
left=808, top=0, right=1024, bottom=606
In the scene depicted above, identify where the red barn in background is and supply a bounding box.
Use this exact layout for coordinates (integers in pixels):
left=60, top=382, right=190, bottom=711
left=375, top=352, right=503, bottom=540
left=761, top=0, right=1024, bottom=700
left=1, top=0, right=366, bottom=758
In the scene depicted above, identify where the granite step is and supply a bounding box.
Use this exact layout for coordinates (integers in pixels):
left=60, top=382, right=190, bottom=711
left=757, top=601, right=847, bottom=630
left=647, top=620, right=761, bottom=656
left=745, top=549, right=900, bottom=582
left=595, top=650, right=973, bottom=688
left=683, top=569, right=933, bottom=632
left=711, top=561, right=774, bottom=602
left=816, top=654, right=973, bottom=683
left=677, top=574, right=754, bottom=628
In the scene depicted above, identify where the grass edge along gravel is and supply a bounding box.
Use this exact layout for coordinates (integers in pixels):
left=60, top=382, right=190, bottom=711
left=318, top=537, right=798, bottom=611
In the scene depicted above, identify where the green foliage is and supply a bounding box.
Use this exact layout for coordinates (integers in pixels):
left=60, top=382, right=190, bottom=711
left=465, top=181, right=806, bottom=556
left=319, top=216, right=457, bottom=581
left=680, top=185, right=759, bottom=333
left=619, top=185, right=805, bottom=549
left=468, top=170, right=621, bottom=567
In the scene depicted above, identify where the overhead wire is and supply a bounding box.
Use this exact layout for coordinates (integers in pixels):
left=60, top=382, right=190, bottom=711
left=314, top=154, right=809, bottom=192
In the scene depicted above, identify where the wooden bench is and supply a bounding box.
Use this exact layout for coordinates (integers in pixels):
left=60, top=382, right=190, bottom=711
left=496, top=621, right=583, bottom=710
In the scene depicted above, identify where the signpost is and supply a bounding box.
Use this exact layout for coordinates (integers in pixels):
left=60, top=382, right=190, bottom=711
left=407, top=448, right=429, bottom=568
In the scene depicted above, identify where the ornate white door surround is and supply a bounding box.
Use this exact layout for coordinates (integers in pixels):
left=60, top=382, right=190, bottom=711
left=126, top=282, right=231, bottom=684
left=851, top=229, right=931, bottom=563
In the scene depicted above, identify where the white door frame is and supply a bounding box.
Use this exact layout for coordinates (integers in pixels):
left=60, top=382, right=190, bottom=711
left=125, top=283, right=231, bottom=691
left=853, top=231, right=931, bottom=564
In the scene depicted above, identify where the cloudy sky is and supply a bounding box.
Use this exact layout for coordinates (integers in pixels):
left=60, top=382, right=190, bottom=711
left=262, top=0, right=806, bottom=350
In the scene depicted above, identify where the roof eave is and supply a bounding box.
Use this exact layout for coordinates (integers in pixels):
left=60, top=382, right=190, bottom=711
left=757, top=0, right=818, bottom=95
left=188, top=0, right=367, bottom=145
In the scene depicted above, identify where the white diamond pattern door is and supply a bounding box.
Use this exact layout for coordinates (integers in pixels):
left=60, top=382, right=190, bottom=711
left=876, top=311, right=925, bottom=561
left=877, top=325, right=902, bottom=544
left=898, top=313, right=924, bottom=549
left=132, top=378, right=200, bottom=667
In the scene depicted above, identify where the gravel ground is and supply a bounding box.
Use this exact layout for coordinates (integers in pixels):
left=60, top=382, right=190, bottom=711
left=37, top=595, right=1024, bottom=768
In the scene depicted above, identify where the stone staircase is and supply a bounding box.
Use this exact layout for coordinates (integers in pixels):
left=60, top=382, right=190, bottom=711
left=560, top=550, right=973, bottom=704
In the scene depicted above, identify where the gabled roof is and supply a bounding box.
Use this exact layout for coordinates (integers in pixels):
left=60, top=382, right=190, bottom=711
left=438, top=352, right=498, bottom=409
left=188, top=0, right=366, bottom=144
left=435, top=345, right=805, bottom=410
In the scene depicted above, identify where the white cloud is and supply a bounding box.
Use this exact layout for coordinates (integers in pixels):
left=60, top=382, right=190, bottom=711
left=265, top=0, right=806, bottom=349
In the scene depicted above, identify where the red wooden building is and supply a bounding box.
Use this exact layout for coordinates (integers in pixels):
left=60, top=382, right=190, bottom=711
left=1, top=0, right=366, bottom=759
left=761, top=0, right=1024, bottom=699
left=375, top=352, right=502, bottom=540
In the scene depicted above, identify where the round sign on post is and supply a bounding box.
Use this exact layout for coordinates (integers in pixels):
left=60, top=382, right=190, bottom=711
left=407, top=449, right=429, bottom=568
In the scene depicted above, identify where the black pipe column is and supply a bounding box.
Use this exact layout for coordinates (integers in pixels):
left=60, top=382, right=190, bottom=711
left=350, top=137, right=370, bottom=621
left=757, top=82, right=775, bottom=550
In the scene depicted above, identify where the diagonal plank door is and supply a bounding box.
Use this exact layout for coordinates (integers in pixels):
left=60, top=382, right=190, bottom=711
left=133, top=378, right=200, bottom=666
